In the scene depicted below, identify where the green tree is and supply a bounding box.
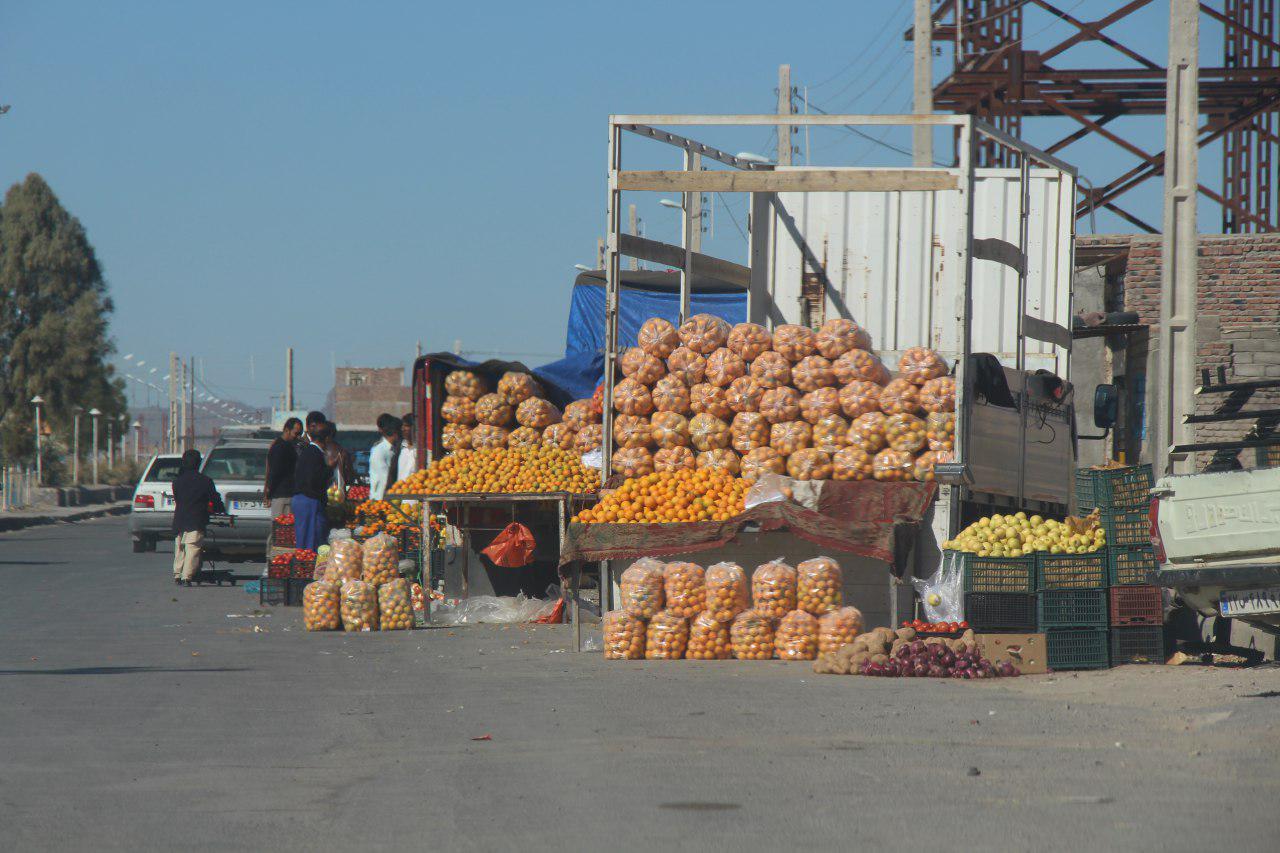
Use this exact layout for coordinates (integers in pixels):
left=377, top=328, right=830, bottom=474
left=0, top=173, right=127, bottom=476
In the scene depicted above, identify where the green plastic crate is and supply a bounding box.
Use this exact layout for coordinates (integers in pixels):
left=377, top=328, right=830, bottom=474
left=1046, top=628, right=1110, bottom=670
left=1075, top=464, right=1153, bottom=511
left=1036, top=551, right=1108, bottom=590
left=1110, top=626, right=1165, bottom=665
left=958, top=553, right=1037, bottom=594
left=1038, top=589, right=1109, bottom=627
left=1109, top=547, right=1158, bottom=586
left=1103, top=508, right=1150, bottom=550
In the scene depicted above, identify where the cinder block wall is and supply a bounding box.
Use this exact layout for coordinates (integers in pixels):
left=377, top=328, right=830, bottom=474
left=1076, top=234, right=1280, bottom=470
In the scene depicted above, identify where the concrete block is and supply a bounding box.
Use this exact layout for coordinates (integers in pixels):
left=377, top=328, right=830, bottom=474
left=1267, top=366, right=1280, bottom=378
left=1236, top=364, right=1267, bottom=377
left=1254, top=352, right=1280, bottom=365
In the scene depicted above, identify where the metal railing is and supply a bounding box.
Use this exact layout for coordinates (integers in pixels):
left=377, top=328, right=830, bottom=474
left=1, top=467, right=37, bottom=511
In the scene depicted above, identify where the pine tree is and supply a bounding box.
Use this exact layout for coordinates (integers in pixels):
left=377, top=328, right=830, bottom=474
left=0, top=173, right=127, bottom=472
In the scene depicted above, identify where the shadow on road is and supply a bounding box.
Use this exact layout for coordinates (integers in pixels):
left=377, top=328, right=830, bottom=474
left=0, top=666, right=250, bottom=676
left=0, top=560, right=71, bottom=566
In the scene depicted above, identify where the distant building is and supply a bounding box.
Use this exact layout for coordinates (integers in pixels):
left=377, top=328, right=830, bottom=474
left=332, top=367, right=410, bottom=427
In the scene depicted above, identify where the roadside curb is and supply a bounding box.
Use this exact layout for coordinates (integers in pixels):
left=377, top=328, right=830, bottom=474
left=0, top=501, right=132, bottom=533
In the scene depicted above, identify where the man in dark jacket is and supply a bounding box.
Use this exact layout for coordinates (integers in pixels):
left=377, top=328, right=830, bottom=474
left=292, top=415, right=332, bottom=552
left=171, top=449, right=226, bottom=586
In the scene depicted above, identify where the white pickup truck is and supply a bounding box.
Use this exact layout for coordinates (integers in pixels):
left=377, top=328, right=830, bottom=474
left=1151, top=467, right=1280, bottom=632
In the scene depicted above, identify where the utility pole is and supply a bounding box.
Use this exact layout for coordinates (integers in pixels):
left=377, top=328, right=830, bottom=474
left=285, top=347, right=295, bottom=411
left=168, top=352, right=179, bottom=452
left=597, top=238, right=606, bottom=269
left=179, top=358, right=189, bottom=451
left=1157, top=0, right=1199, bottom=476
left=627, top=204, right=639, bottom=270
left=912, top=0, right=934, bottom=166
left=777, top=64, right=793, bottom=166
left=189, top=358, right=196, bottom=448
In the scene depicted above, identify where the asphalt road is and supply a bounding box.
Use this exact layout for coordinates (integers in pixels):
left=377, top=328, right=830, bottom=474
left=2, top=517, right=1278, bottom=852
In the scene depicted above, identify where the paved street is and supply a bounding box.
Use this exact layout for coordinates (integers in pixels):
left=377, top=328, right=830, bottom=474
left=2, top=517, right=1278, bottom=852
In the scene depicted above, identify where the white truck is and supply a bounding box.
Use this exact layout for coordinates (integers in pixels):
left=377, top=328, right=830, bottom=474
left=1151, top=467, right=1280, bottom=634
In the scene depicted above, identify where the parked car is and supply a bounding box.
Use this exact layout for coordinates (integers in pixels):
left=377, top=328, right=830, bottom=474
left=201, top=439, right=272, bottom=555
left=129, top=453, right=184, bottom=552
left=1152, top=467, right=1280, bottom=634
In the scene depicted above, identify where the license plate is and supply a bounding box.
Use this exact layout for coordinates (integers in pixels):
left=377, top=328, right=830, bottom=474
left=231, top=499, right=265, bottom=511
left=1219, top=586, right=1280, bottom=617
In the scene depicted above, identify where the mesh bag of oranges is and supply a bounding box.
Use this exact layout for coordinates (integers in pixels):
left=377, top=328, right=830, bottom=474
left=815, top=318, right=872, bottom=359
left=687, top=612, right=732, bottom=660
left=442, top=424, right=472, bottom=452
left=787, top=448, right=832, bottom=481
left=797, top=557, right=842, bottom=614
left=832, top=446, right=874, bottom=481
left=817, top=606, right=864, bottom=654
left=772, top=324, right=817, bottom=362
left=775, top=610, right=819, bottom=660
left=898, top=347, right=948, bottom=384
left=849, top=412, right=889, bottom=453
left=878, top=379, right=921, bottom=415
left=792, top=355, right=835, bottom=392
left=603, top=610, right=646, bottom=659
left=620, top=347, right=666, bottom=385
left=696, top=448, right=741, bottom=475
left=613, top=378, right=654, bottom=416
left=638, top=317, right=680, bottom=358
left=564, top=400, right=600, bottom=430
left=445, top=370, right=487, bottom=400
left=812, top=414, right=849, bottom=453
left=678, top=313, right=730, bottom=354
left=752, top=561, right=797, bottom=620
left=725, top=376, right=764, bottom=413
left=705, top=562, right=749, bottom=623
left=689, top=414, right=731, bottom=452
left=516, top=398, right=561, bottom=430
left=799, top=388, right=841, bottom=424
left=340, top=580, right=379, bottom=632
left=690, top=384, right=732, bottom=421
left=651, top=411, right=691, bottom=449
left=645, top=610, right=689, bottom=659
left=839, top=380, right=882, bottom=419
left=730, top=610, right=775, bottom=660
left=919, top=376, right=956, bottom=413
left=441, top=396, right=476, bottom=425
left=872, top=448, right=915, bottom=482
left=361, top=532, right=400, bottom=586
left=749, top=351, right=792, bottom=389
left=654, top=446, right=695, bottom=472
left=651, top=375, right=691, bottom=414
left=741, top=447, right=785, bottom=482
left=913, top=449, right=952, bottom=482
left=759, top=387, right=800, bottom=423
left=926, top=412, right=955, bottom=451
left=542, top=422, right=576, bottom=451
left=497, top=371, right=544, bottom=405
left=378, top=578, right=413, bottom=630
left=613, top=415, right=652, bottom=449
left=618, top=558, right=665, bottom=619
left=611, top=447, right=654, bottom=478
left=731, top=412, right=769, bottom=454
left=303, top=580, right=341, bottom=631
left=666, top=346, right=706, bottom=385
left=727, top=322, right=772, bottom=361
left=663, top=561, right=706, bottom=618
left=705, top=348, right=746, bottom=387
left=573, top=469, right=748, bottom=524
left=885, top=413, right=927, bottom=453
left=832, top=350, right=890, bottom=386
left=327, top=538, right=363, bottom=583
left=475, top=394, right=513, bottom=427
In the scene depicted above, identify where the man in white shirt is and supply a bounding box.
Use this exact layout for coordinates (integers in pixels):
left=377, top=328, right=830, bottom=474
left=368, top=413, right=402, bottom=500
left=397, top=413, right=418, bottom=483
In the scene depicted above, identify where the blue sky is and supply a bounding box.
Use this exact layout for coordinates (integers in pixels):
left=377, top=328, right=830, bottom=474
left=1, top=1, right=1216, bottom=413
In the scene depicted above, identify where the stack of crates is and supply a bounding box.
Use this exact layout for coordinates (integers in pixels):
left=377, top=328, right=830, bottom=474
left=1075, top=463, right=1165, bottom=666
left=959, top=553, right=1038, bottom=632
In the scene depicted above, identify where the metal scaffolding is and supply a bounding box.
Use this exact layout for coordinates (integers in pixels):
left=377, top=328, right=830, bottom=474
left=913, top=0, right=1280, bottom=233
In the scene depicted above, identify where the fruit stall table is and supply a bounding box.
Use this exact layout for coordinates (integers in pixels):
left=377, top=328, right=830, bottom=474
left=398, top=491, right=599, bottom=648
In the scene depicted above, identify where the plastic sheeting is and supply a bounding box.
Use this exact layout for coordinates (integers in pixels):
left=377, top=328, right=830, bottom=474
left=537, top=283, right=746, bottom=401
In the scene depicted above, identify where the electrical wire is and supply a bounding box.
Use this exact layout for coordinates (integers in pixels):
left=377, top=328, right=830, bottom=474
left=715, top=192, right=748, bottom=240
left=821, top=5, right=916, bottom=107
left=804, top=99, right=952, bottom=167
left=957, top=0, right=1090, bottom=60
left=806, top=1, right=912, bottom=91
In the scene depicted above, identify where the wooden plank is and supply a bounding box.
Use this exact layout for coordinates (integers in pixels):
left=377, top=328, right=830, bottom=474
left=1022, top=315, right=1073, bottom=350
left=617, top=233, right=750, bottom=289
left=617, top=169, right=958, bottom=193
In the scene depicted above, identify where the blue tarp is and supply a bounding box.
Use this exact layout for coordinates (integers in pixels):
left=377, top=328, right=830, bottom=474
left=535, top=283, right=747, bottom=401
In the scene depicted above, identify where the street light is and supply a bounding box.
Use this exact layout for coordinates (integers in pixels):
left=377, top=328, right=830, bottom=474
left=735, top=151, right=772, bottom=164
left=659, top=198, right=683, bottom=210
left=71, top=405, right=83, bottom=485
left=88, top=408, right=102, bottom=485
left=573, top=264, right=591, bottom=272
left=118, top=414, right=127, bottom=466
left=30, top=395, right=44, bottom=485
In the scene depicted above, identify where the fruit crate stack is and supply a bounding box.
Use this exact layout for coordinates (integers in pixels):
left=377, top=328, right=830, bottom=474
left=1075, top=463, right=1165, bottom=666
left=959, top=553, right=1038, bottom=633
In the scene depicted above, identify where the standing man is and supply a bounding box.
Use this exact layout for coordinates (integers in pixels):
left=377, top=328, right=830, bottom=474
left=171, top=449, right=225, bottom=586
left=323, top=421, right=356, bottom=496
left=264, top=417, right=302, bottom=518
left=368, top=413, right=402, bottom=500
left=293, top=415, right=331, bottom=552
left=398, top=413, right=418, bottom=484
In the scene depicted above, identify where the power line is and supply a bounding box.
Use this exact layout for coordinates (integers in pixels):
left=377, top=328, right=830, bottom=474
left=805, top=1, right=911, bottom=90
left=821, top=4, right=915, bottom=107
left=715, top=192, right=748, bottom=240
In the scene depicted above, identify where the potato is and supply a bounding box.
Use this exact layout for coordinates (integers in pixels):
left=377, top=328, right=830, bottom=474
left=870, top=653, right=889, bottom=665
left=895, top=626, right=917, bottom=641
left=891, top=639, right=905, bottom=657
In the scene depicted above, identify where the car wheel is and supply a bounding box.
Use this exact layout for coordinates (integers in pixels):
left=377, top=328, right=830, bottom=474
left=131, top=538, right=147, bottom=553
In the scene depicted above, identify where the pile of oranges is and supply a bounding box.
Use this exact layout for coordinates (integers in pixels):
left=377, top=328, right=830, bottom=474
left=573, top=469, right=748, bottom=524
left=352, top=499, right=419, bottom=536
left=392, top=446, right=601, bottom=496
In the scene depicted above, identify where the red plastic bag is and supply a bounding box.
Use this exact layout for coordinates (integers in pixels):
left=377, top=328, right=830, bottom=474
left=482, top=523, right=537, bottom=568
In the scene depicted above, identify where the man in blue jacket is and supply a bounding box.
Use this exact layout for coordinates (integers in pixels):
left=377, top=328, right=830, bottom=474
left=171, top=449, right=226, bottom=586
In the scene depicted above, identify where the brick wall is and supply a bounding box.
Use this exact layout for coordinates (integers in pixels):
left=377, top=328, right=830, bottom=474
left=332, top=366, right=410, bottom=427
left=1077, top=234, right=1280, bottom=469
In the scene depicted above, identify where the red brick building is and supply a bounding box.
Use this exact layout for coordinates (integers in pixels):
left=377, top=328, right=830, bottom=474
left=332, top=367, right=411, bottom=428
left=1075, top=233, right=1280, bottom=470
